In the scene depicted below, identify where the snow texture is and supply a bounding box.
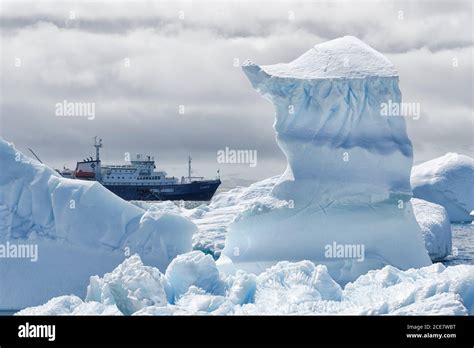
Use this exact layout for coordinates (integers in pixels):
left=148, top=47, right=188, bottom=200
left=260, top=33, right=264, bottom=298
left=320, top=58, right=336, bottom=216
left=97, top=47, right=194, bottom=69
left=256, top=35, right=398, bottom=79
left=16, top=253, right=474, bottom=316
left=0, top=138, right=196, bottom=310
left=411, top=153, right=474, bottom=222
left=218, top=36, right=431, bottom=281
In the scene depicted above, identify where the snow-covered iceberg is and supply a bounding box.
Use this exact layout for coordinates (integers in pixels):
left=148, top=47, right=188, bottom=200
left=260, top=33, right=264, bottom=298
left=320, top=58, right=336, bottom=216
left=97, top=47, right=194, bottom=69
left=411, top=153, right=474, bottom=222
left=412, top=198, right=452, bottom=261
left=217, top=36, right=431, bottom=281
left=16, top=253, right=474, bottom=315
left=0, top=138, right=196, bottom=309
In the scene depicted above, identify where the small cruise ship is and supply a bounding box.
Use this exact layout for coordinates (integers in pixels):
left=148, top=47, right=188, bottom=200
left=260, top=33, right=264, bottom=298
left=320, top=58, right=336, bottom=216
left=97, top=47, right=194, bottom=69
left=60, top=137, right=221, bottom=201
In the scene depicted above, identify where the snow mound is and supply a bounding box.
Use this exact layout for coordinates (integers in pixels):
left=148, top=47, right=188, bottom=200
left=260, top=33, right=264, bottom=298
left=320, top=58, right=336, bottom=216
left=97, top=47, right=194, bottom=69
left=0, top=138, right=196, bottom=310
left=17, top=253, right=474, bottom=316
left=411, top=153, right=474, bottom=222
left=220, top=36, right=431, bottom=281
left=412, top=198, right=452, bottom=261
left=247, top=36, right=397, bottom=79
left=16, top=296, right=122, bottom=315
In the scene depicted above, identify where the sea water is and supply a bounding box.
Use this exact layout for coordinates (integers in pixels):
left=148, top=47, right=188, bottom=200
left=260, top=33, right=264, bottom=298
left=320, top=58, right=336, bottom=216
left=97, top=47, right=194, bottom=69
left=442, top=223, right=474, bottom=266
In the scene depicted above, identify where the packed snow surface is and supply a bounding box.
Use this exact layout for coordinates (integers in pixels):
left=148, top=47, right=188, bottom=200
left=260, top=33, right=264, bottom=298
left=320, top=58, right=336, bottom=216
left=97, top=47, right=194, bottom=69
left=219, top=36, right=431, bottom=280
left=0, top=138, right=196, bottom=309
left=254, top=35, right=397, bottom=79
left=17, top=253, right=474, bottom=315
left=411, top=153, right=474, bottom=222
left=412, top=198, right=452, bottom=261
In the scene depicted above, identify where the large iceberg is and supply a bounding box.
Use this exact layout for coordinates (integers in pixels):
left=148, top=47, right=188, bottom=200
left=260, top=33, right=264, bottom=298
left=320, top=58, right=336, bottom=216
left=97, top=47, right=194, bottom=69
left=16, top=253, right=474, bottom=316
left=0, top=138, right=196, bottom=309
left=218, top=36, right=431, bottom=281
left=411, top=153, right=474, bottom=222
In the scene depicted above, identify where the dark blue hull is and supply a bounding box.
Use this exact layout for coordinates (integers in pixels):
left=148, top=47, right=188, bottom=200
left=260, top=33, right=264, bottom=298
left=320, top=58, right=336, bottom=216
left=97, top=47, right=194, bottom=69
left=103, top=179, right=221, bottom=201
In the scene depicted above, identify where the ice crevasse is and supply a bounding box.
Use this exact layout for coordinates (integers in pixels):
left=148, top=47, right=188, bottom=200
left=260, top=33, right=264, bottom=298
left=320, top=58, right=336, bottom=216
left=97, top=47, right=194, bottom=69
left=218, top=36, right=432, bottom=282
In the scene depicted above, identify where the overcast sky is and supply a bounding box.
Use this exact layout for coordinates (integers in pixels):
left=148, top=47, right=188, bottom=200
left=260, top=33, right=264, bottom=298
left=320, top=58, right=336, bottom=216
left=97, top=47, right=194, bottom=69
left=1, top=0, right=472, bottom=185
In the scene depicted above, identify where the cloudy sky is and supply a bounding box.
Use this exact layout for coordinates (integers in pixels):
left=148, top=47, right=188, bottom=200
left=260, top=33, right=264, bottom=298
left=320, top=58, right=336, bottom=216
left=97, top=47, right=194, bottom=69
left=1, top=0, right=472, bottom=186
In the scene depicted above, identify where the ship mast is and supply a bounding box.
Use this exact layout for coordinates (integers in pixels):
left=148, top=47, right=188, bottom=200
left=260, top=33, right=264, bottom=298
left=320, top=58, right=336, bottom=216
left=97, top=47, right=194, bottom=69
left=94, top=136, right=103, bottom=161
left=93, top=136, right=103, bottom=181
left=188, top=155, right=192, bottom=182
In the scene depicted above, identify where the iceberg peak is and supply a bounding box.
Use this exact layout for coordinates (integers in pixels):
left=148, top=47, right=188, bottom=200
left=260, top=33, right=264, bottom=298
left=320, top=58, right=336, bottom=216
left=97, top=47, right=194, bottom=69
left=246, top=35, right=397, bottom=80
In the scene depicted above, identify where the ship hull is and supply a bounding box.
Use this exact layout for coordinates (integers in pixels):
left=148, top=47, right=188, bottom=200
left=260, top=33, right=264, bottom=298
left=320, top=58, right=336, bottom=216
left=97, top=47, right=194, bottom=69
left=103, top=179, right=221, bottom=201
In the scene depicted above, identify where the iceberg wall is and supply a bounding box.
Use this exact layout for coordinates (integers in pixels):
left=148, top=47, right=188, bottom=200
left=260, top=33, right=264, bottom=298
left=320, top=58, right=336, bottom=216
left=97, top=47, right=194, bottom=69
left=219, top=36, right=431, bottom=282
left=411, top=198, right=452, bottom=261
left=0, top=138, right=196, bottom=309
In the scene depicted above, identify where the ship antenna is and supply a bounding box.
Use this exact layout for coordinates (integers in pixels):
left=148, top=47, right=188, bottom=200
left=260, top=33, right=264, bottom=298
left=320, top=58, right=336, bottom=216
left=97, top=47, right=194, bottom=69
left=27, top=148, right=43, bottom=164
